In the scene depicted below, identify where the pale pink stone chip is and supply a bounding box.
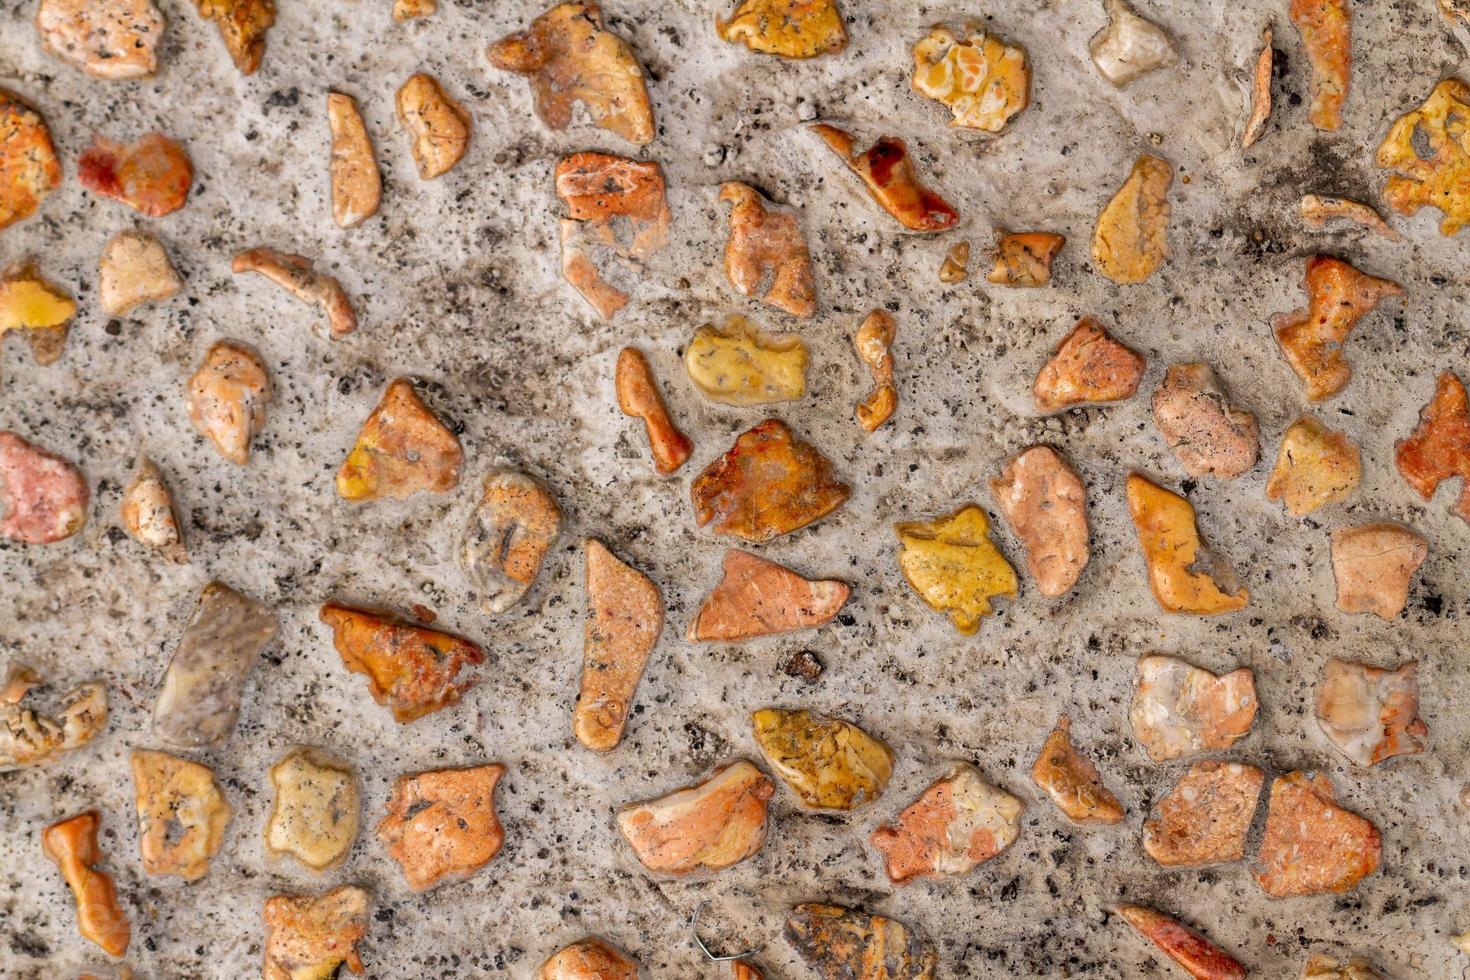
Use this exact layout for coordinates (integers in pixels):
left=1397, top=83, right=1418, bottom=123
left=0, top=431, right=88, bottom=544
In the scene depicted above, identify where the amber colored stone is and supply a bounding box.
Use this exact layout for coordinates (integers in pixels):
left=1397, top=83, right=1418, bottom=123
left=1289, top=0, right=1350, bottom=130
left=1302, top=954, right=1384, bottom=979
left=191, top=0, right=274, bottom=74
left=576, top=539, right=662, bottom=751
left=336, top=378, right=463, bottom=501
left=1143, top=761, right=1264, bottom=866
left=688, top=549, right=848, bottom=642
left=617, top=348, right=693, bottom=475
left=1266, top=416, right=1361, bottom=516
left=1115, top=905, right=1246, bottom=980
left=1033, top=316, right=1145, bottom=413
left=1030, top=715, right=1123, bottom=825
left=0, top=261, right=75, bottom=366
left=717, top=0, right=847, bottom=58
left=555, top=151, right=670, bottom=319
left=1271, top=256, right=1402, bottom=401
left=1126, top=474, right=1247, bottom=615
left=1395, top=371, right=1470, bottom=522
left=41, top=811, right=130, bottom=957
left=1255, top=771, right=1380, bottom=896
left=692, top=419, right=849, bottom=543
left=894, top=504, right=1016, bottom=635
left=395, top=73, right=470, bottom=180
left=751, top=707, right=891, bottom=810
left=78, top=132, right=192, bottom=217
left=0, top=89, right=61, bottom=231
left=263, top=885, right=370, bottom=980
left=488, top=1, right=654, bottom=145
left=685, top=315, right=808, bottom=406
left=1129, top=653, right=1257, bottom=761
left=320, top=603, right=484, bottom=724
left=870, top=763, right=1022, bottom=884
left=911, top=26, right=1029, bottom=133
left=810, top=123, right=958, bottom=233
left=1330, top=522, right=1427, bottom=619
left=616, top=760, right=774, bottom=874
left=719, top=182, right=816, bottom=317
left=1316, top=658, right=1427, bottom=766
left=130, top=749, right=232, bottom=880
left=987, top=230, right=1064, bottom=286
left=785, top=904, right=936, bottom=980
left=853, top=309, right=898, bottom=431
left=939, top=239, right=970, bottom=282
left=378, top=764, right=506, bottom=891
left=1377, top=79, right=1470, bottom=235
left=1092, top=154, right=1172, bottom=284
left=990, top=446, right=1089, bottom=597
left=327, top=92, right=381, bottom=229
left=1242, top=28, right=1273, bottom=149
left=538, top=938, right=639, bottom=979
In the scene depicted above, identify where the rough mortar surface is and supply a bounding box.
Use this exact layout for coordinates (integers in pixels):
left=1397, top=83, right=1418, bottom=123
left=1, top=0, right=1468, bottom=977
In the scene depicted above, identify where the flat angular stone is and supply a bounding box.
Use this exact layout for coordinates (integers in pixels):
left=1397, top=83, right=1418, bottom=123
left=154, top=582, right=278, bottom=748
left=1152, top=364, right=1259, bottom=480
left=751, top=707, right=892, bottom=810
left=119, top=456, right=186, bottom=562
left=688, top=550, right=849, bottom=642
left=990, top=446, right=1089, bottom=597
left=186, top=339, right=271, bottom=465
left=395, top=73, right=470, bottom=180
left=1265, top=416, right=1361, bottom=517
left=1030, top=715, right=1124, bottom=825
left=1272, top=256, right=1402, bottom=401
left=191, top=0, right=274, bottom=74
left=336, top=378, right=463, bottom=501
left=327, top=92, right=381, bottom=229
left=1289, top=0, right=1350, bottom=130
left=1033, top=316, right=1145, bottom=413
left=36, top=0, right=164, bottom=79
left=1143, top=760, right=1264, bottom=866
left=894, top=504, right=1016, bottom=635
left=377, top=764, right=505, bottom=891
left=692, top=419, right=849, bottom=543
left=1316, top=658, right=1427, bottom=766
left=460, top=470, right=562, bottom=615
left=0, top=664, right=106, bottom=770
left=870, top=763, right=1022, bottom=885
left=488, top=1, right=655, bottom=145
left=555, top=151, right=669, bottom=319
left=717, top=0, right=847, bottom=58
left=810, top=123, right=958, bottom=233
left=576, top=539, right=662, bottom=751
left=539, top=938, right=638, bottom=979
left=1330, top=522, right=1427, bottom=619
left=265, top=746, right=359, bottom=871
left=1130, top=653, right=1257, bottom=762
left=41, top=811, right=130, bottom=957
left=130, top=749, right=232, bottom=880
left=719, top=182, right=816, bottom=317
left=785, top=904, right=936, bottom=980
left=1127, top=474, right=1248, bottom=615
left=1116, top=905, right=1246, bottom=980
left=1089, top=0, right=1177, bottom=87
left=99, top=230, right=182, bottom=316
left=0, top=430, right=88, bottom=544
left=1255, top=771, right=1380, bottom=896
left=685, top=315, right=809, bottom=406
left=1092, top=154, right=1172, bottom=284
left=1395, top=371, right=1470, bottom=522
left=616, top=760, right=774, bottom=874
left=0, top=260, right=75, bottom=367
left=319, top=603, right=484, bottom=723
left=0, top=89, right=62, bottom=231
left=263, top=885, right=370, bottom=980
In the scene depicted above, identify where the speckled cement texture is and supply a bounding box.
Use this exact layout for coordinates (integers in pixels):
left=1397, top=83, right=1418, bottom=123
left=2, top=0, right=1469, bottom=977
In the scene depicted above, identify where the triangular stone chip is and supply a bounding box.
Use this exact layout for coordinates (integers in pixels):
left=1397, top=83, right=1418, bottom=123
left=688, top=550, right=849, bottom=641
left=337, top=378, right=463, bottom=501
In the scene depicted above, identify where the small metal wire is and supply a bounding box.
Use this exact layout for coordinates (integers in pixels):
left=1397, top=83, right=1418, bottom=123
left=689, top=900, right=763, bottom=962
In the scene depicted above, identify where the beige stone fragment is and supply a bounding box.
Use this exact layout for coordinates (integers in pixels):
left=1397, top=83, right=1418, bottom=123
left=1143, top=760, right=1264, bottom=866
left=1316, top=658, right=1427, bottom=766
left=1152, top=363, right=1259, bottom=480
left=1299, top=194, right=1400, bottom=240
left=119, top=456, right=186, bottom=562
left=1130, top=653, right=1257, bottom=761
left=186, top=340, right=271, bottom=465
left=265, top=746, right=359, bottom=871
left=1330, top=522, right=1427, bottom=619
left=396, top=73, right=470, bottom=180
left=36, top=0, right=164, bottom=79
left=539, top=938, right=639, bottom=979
left=939, top=240, right=970, bottom=283
left=99, top=231, right=181, bottom=316
left=576, top=539, right=662, bottom=751
left=0, top=664, right=106, bottom=770
left=870, top=763, right=1022, bottom=885
left=687, top=549, right=848, bottom=642
left=130, top=749, right=232, bottom=880
left=1302, top=955, right=1383, bottom=980
left=1265, top=416, right=1361, bottom=517
left=989, top=446, right=1089, bottom=596
left=853, top=309, right=897, bottom=431
left=616, top=760, right=774, bottom=874
left=1029, top=715, right=1123, bottom=824
left=1092, top=153, right=1172, bottom=284
left=1089, top=0, right=1178, bottom=87
left=327, top=92, right=381, bottom=229
left=263, top=885, right=370, bottom=980
left=1242, top=27, right=1273, bottom=149
left=233, top=247, right=357, bottom=340
left=460, top=470, right=562, bottom=615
